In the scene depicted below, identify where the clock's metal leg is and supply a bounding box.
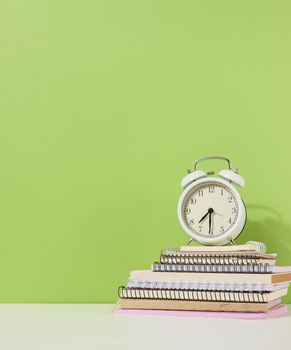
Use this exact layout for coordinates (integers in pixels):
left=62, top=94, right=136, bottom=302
left=228, top=238, right=236, bottom=245
left=187, top=238, right=195, bottom=246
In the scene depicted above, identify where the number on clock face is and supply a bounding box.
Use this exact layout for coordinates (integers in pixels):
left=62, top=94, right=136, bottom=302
left=182, top=182, right=239, bottom=238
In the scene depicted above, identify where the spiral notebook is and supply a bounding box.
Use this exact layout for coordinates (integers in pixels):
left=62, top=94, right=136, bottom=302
left=118, top=297, right=282, bottom=313
left=160, top=252, right=276, bottom=266
left=114, top=304, right=288, bottom=319
left=179, top=241, right=266, bottom=253
left=127, top=279, right=289, bottom=292
left=118, top=286, right=288, bottom=303
left=131, top=270, right=291, bottom=284
left=152, top=263, right=291, bottom=274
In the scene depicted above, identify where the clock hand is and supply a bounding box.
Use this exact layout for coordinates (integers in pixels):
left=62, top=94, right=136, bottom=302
left=198, top=211, right=209, bottom=224
left=199, top=208, right=214, bottom=224
left=208, top=208, right=214, bottom=234
left=214, top=210, right=224, bottom=217
left=209, top=212, right=217, bottom=235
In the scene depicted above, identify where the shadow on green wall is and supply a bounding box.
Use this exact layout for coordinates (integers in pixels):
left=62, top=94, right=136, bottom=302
left=242, top=204, right=291, bottom=262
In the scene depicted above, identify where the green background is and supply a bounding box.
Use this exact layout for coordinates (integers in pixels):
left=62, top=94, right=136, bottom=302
left=0, top=0, right=291, bottom=303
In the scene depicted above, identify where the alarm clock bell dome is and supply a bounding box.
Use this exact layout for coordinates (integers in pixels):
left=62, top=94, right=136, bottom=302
left=180, top=170, right=207, bottom=189
left=218, top=169, right=245, bottom=187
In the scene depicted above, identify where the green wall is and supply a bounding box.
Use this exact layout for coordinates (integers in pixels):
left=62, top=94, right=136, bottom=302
left=0, top=0, right=291, bottom=303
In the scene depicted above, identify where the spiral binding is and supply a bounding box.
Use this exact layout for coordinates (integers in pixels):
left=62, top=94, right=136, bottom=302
left=152, top=263, right=272, bottom=273
left=246, top=241, right=266, bottom=253
left=127, top=279, right=269, bottom=292
left=160, top=254, right=260, bottom=265
left=118, top=286, right=268, bottom=303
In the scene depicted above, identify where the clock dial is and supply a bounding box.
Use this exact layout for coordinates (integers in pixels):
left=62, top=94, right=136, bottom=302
left=182, top=182, right=239, bottom=238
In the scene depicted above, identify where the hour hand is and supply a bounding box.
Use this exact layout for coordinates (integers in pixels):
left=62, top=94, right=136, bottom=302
left=198, top=211, right=209, bottom=223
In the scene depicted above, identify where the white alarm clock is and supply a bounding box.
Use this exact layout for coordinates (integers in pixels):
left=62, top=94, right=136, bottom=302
left=177, top=157, right=246, bottom=246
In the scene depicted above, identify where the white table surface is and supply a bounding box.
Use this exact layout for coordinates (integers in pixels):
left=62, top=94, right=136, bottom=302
left=0, top=304, right=290, bottom=350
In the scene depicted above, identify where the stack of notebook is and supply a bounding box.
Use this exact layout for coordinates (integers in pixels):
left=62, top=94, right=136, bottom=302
left=117, top=243, right=291, bottom=314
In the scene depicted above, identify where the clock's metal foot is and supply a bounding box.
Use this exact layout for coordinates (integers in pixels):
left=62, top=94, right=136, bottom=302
left=228, top=237, right=236, bottom=246
left=187, top=238, right=195, bottom=246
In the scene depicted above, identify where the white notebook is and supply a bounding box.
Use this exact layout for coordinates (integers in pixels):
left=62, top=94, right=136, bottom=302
left=152, top=263, right=291, bottom=274
left=128, top=278, right=289, bottom=292
left=130, top=270, right=291, bottom=284
left=180, top=241, right=266, bottom=253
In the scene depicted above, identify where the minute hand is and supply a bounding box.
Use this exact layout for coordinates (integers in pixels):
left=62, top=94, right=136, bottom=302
left=209, top=212, right=212, bottom=234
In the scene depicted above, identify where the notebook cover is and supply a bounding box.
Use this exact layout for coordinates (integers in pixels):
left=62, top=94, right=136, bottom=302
left=114, top=304, right=288, bottom=320
left=130, top=269, right=291, bottom=285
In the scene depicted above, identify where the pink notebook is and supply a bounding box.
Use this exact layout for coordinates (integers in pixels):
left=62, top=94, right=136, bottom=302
left=114, top=305, right=288, bottom=320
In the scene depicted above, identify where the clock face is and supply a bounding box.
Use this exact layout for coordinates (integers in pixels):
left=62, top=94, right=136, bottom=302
left=182, top=181, right=239, bottom=239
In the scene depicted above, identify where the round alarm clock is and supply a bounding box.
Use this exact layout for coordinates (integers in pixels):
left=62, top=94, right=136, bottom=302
left=177, top=156, right=246, bottom=246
